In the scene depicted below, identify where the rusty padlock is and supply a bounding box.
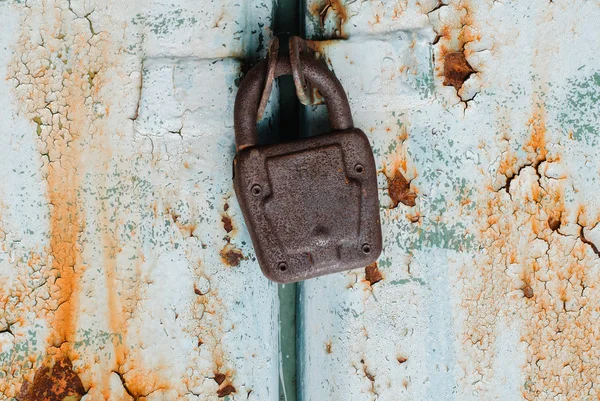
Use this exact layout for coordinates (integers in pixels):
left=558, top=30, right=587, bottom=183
left=233, top=54, right=382, bottom=283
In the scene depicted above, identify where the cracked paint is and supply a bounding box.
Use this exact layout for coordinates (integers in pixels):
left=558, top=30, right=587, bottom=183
left=2, top=0, right=600, bottom=399
left=0, top=0, right=277, bottom=399
left=299, top=1, right=600, bottom=400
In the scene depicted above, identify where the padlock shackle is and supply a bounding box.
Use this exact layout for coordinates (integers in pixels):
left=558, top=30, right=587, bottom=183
left=234, top=55, right=354, bottom=151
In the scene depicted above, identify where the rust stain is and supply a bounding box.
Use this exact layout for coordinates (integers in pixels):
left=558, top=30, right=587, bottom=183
left=194, top=285, right=203, bottom=296
left=217, top=384, right=236, bottom=397
left=213, top=372, right=227, bottom=385
left=18, top=356, right=86, bottom=401
left=384, top=168, right=417, bottom=208
left=47, top=166, right=83, bottom=349
left=220, top=242, right=244, bottom=267
left=316, top=0, right=349, bottom=38
left=443, top=52, right=475, bottom=91
left=189, top=282, right=236, bottom=396
left=6, top=1, right=121, bottom=369
left=325, top=340, right=332, bottom=354
left=548, top=215, right=561, bottom=231
left=220, top=199, right=243, bottom=265
left=429, top=1, right=481, bottom=102
left=521, top=283, right=534, bottom=299
left=365, top=263, right=383, bottom=286
left=222, top=215, right=233, bottom=233
left=397, top=356, right=407, bottom=364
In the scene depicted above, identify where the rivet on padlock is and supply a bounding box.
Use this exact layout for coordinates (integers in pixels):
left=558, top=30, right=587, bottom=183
left=233, top=51, right=382, bottom=283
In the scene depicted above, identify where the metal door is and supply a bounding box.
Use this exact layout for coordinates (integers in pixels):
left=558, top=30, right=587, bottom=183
left=0, top=0, right=599, bottom=400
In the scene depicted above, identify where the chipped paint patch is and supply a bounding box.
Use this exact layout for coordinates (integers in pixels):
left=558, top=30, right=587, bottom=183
left=364, top=262, right=383, bottom=286
left=554, top=72, right=600, bottom=144
left=384, top=168, right=417, bottom=208
left=220, top=242, right=244, bottom=267
left=428, top=0, right=482, bottom=106
left=18, top=356, right=86, bottom=401
left=443, top=52, right=475, bottom=91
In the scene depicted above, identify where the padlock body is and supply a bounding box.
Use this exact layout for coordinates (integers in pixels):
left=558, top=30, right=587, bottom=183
left=234, top=128, right=382, bottom=283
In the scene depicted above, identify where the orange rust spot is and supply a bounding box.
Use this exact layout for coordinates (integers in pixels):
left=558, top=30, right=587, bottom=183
left=397, top=356, right=408, bottom=364
left=443, top=52, right=475, bottom=91
left=385, top=169, right=417, bottom=208
left=522, top=284, right=534, bottom=299
left=18, top=357, right=86, bottom=401
left=222, top=215, right=233, bottom=233
left=213, top=373, right=226, bottom=385
left=548, top=215, right=561, bottom=231
left=329, top=0, right=348, bottom=21
left=365, top=263, right=383, bottom=286
left=325, top=340, right=332, bottom=354
left=220, top=243, right=244, bottom=267
left=217, top=384, right=236, bottom=398
left=498, top=151, right=518, bottom=182
left=167, top=207, right=181, bottom=224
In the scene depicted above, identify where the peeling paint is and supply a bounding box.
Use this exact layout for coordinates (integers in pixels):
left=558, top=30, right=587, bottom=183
left=384, top=168, right=417, bottom=208
left=299, top=0, right=600, bottom=399
left=364, top=263, right=383, bottom=286
left=18, top=356, right=86, bottom=401
left=0, top=0, right=277, bottom=399
left=442, top=51, right=475, bottom=91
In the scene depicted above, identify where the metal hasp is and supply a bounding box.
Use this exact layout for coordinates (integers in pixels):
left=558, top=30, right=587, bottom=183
left=233, top=48, right=382, bottom=283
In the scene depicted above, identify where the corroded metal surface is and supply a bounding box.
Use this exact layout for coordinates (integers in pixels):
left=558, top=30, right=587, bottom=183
left=234, top=54, right=381, bottom=283
left=0, top=0, right=277, bottom=399
left=300, top=0, right=600, bottom=400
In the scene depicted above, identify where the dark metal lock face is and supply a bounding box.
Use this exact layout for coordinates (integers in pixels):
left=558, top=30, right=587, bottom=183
left=233, top=52, right=382, bottom=283
left=234, top=128, right=381, bottom=283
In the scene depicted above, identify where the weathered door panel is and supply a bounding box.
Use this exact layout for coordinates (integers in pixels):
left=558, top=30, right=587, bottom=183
left=0, top=1, right=278, bottom=400
left=299, top=1, right=600, bottom=400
